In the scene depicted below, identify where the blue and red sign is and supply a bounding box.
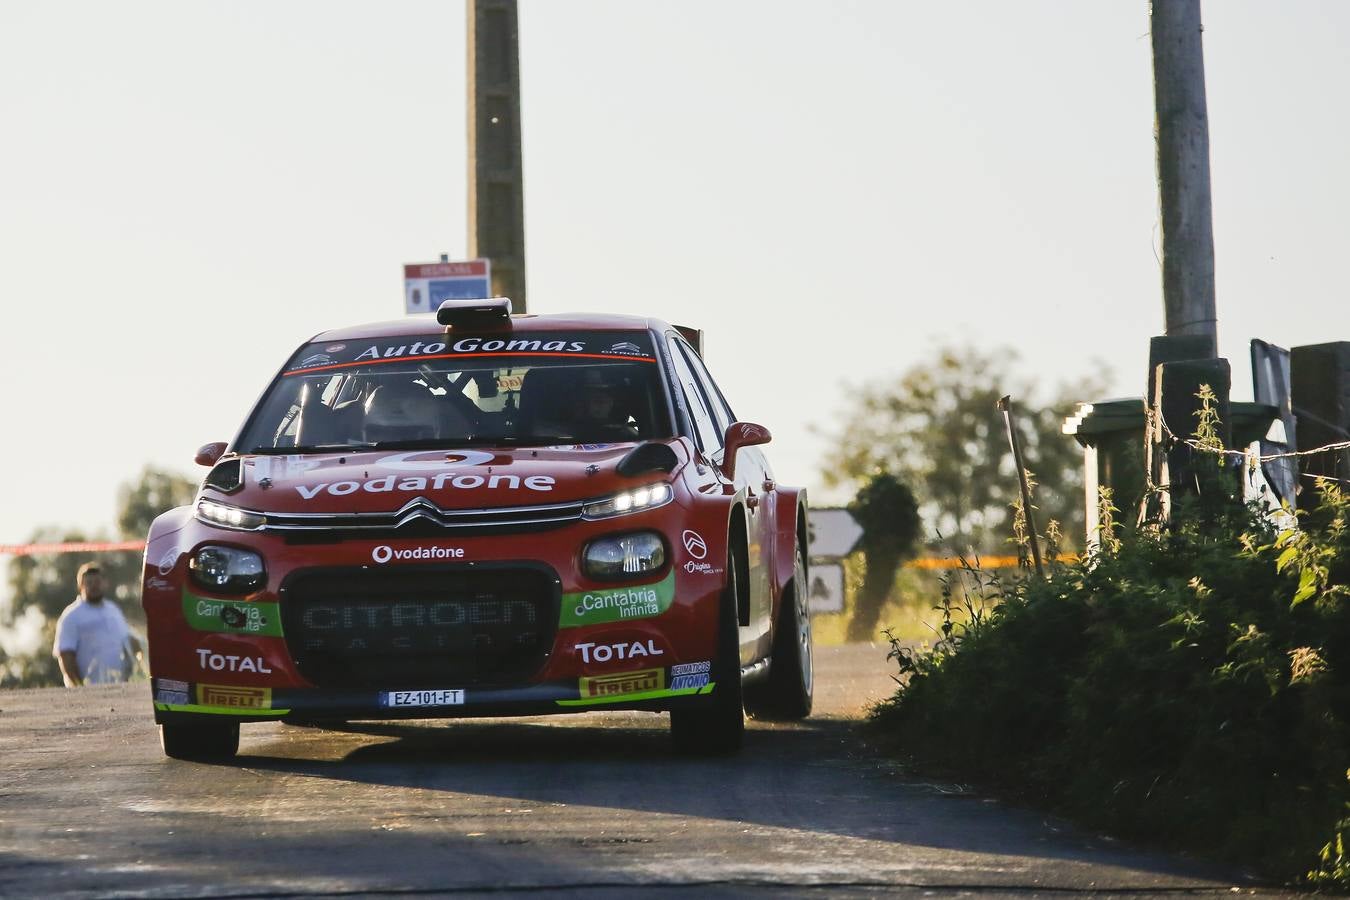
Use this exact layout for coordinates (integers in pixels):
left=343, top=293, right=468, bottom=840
left=404, top=259, right=492, bottom=314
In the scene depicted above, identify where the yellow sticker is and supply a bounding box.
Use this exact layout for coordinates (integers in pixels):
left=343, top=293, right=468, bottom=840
left=196, top=684, right=272, bottom=710
left=578, top=668, right=664, bottom=699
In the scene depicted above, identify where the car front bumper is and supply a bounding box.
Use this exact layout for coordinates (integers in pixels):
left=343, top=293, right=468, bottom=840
left=144, top=508, right=730, bottom=725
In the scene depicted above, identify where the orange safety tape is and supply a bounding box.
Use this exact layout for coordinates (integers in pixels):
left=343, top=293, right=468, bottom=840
left=0, top=542, right=1081, bottom=570
left=0, top=540, right=146, bottom=557
left=904, top=553, right=1078, bottom=570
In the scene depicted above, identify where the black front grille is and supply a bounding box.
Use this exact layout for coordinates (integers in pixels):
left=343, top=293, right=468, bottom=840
left=263, top=497, right=585, bottom=537
left=281, top=565, right=558, bottom=689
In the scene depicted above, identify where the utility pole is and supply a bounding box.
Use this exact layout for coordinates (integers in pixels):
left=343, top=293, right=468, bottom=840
left=1141, top=0, right=1224, bottom=525
left=467, top=0, right=527, bottom=311
left=1151, top=0, right=1217, bottom=356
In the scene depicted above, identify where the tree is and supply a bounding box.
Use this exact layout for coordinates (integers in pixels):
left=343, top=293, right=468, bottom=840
left=820, top=345, right=1104, bottom=554
left=846, top=472, right=921, bottom=642
left=0, top=466, right=196, bottom=687
left=117, top=465, right=198, bottom=541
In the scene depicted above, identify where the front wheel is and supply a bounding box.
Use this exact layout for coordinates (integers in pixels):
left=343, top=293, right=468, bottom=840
left=160, top=718, right=240, bottom=761
left=670, top=547, right=745, bottom=755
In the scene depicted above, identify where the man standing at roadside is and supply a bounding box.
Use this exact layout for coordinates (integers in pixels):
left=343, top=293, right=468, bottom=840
left=53, top=562, right=140, bottom=687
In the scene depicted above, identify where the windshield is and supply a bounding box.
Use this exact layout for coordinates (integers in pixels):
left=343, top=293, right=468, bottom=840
left=236, top=331, right=672, bottom=453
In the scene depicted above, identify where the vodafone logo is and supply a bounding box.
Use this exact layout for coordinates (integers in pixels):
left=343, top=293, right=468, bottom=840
left=378, top=450, right=495, bottom=471
left=682, top=530, right=707, bottom=560
left=372, top=544, right=466, bottom=563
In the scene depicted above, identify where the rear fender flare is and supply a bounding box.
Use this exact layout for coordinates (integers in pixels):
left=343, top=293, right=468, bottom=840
left=770, top=488, right=809, bottom=626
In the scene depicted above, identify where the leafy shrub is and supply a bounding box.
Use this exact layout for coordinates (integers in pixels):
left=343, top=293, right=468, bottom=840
left=871, top=480, right=1350, bottom=885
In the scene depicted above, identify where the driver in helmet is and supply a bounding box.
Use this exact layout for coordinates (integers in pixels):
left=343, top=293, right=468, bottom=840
left=569, top=368, right=639, bottom=440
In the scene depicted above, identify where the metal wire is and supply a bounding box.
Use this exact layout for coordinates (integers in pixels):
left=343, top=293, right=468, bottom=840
left=1157, top=414, right=1350, bottom=462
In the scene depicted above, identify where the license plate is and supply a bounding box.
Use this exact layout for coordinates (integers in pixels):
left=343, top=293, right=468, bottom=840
left=381, top=689, right=465, bottom=708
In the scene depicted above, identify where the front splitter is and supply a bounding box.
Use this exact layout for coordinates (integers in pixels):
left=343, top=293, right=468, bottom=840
left=150, top=675, right=716, bottom=723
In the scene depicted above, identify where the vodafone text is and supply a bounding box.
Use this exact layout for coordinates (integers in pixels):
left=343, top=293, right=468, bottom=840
left=372, top=544, right=464, bottom=563
left=296, top=472, right=555, bottom=499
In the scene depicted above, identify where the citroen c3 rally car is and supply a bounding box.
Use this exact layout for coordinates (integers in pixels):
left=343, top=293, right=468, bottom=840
left=144, top=299, right=813, bottom=759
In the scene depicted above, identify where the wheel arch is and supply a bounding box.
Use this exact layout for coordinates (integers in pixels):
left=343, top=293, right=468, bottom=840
left=725, top=501, right=752, bottom=626
left=771, top=487, right=809, bottom=626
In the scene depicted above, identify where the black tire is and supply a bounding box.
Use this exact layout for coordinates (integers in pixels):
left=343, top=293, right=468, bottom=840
left=755, top=542, right=813, bottom=720
left=670, top=546, right=745, bottom=755
left=160, top=718, right=240, bottom=761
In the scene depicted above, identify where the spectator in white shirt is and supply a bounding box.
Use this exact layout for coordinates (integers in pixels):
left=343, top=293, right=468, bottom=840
left=53, top=562, right=141, bottom=687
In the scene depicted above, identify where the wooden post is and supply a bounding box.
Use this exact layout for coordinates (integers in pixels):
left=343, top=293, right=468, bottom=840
left=1141, top=334, right=1214, bottom=523
left=1151, top=0, right=1217, bottom=356
left=998, top=396, right=1044, bottom=577
left=1151, top=358, right=1232, bottom=521
left=467, top=0, right=527, bottom=311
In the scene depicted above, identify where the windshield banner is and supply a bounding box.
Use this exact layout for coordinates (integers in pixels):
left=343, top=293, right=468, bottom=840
left=285, top=332, right=656, bottom=376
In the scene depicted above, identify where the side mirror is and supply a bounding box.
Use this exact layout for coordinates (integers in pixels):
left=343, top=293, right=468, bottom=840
left=721, top=422, right=771, bottom=481
left=195, top=442, right=228, bottom=468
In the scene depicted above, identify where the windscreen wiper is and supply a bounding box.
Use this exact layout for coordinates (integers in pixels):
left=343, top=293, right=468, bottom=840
left=248, top=438, right=562, bottom=453
left=247, top=442, right=381, bottom=454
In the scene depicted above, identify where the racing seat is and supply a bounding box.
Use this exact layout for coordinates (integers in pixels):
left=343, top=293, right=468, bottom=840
left=362, top=378, right=474, bottom=444
left=292, top=393, right=366, bottom=448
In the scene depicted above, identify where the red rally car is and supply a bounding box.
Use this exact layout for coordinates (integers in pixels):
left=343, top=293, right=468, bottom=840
left=143, top=300, right=813, bottom=760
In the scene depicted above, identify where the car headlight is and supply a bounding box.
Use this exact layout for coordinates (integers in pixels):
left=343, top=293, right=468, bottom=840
left=583, top=531, right=667, bottom=580
left=196, top=499, right=266, bottom=531
left=581, top=483, right=674, bottom=520
left=189, top=546, right=266, bottom=594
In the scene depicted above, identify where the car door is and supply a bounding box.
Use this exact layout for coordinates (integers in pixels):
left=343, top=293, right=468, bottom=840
left=667, top=336, right=773, bottom=662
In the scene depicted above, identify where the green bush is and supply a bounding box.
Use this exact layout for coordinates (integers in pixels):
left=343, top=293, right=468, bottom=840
left=871, top=480, right=1350, bottom=886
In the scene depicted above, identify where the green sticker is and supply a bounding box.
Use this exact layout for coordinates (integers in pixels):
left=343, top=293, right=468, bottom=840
left=559, top=571, right=675, bottom=628
left=182, top=590, right=283, bottom=637
left=556, top=683, right=714, bottom=707
left=154, top=702, right=288, bottom=717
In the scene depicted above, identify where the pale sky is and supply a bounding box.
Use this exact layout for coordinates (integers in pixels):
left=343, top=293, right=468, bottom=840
left=1, top=1, right=1348, bottom=543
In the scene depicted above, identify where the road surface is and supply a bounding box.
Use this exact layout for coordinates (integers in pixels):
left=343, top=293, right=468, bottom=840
left=0, top=644, right=1286, bottom=898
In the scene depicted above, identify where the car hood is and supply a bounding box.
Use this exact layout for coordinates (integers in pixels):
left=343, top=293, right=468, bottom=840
left=207, top=441, right=692, bottom=514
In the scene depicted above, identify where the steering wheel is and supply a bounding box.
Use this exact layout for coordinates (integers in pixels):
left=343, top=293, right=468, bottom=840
left=416, top=364, right=443, bottom=392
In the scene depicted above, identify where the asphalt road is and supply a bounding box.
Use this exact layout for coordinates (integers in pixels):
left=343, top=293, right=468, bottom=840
left=0, top=644, right=1292, bottom=898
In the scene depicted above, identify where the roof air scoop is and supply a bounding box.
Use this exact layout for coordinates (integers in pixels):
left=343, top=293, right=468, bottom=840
left=437, top=297, right=513, bottom=327
left=616, top=442, right=680, bottom=478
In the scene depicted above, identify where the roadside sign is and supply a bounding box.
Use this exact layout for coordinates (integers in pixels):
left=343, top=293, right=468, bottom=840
left=807, top=508, right=863, bottom=559
left=807, top=562, right=845, bottom=614
left=1251, top=338, right=1297, bottom=508
left=404, top=259, right=492, bottom=314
